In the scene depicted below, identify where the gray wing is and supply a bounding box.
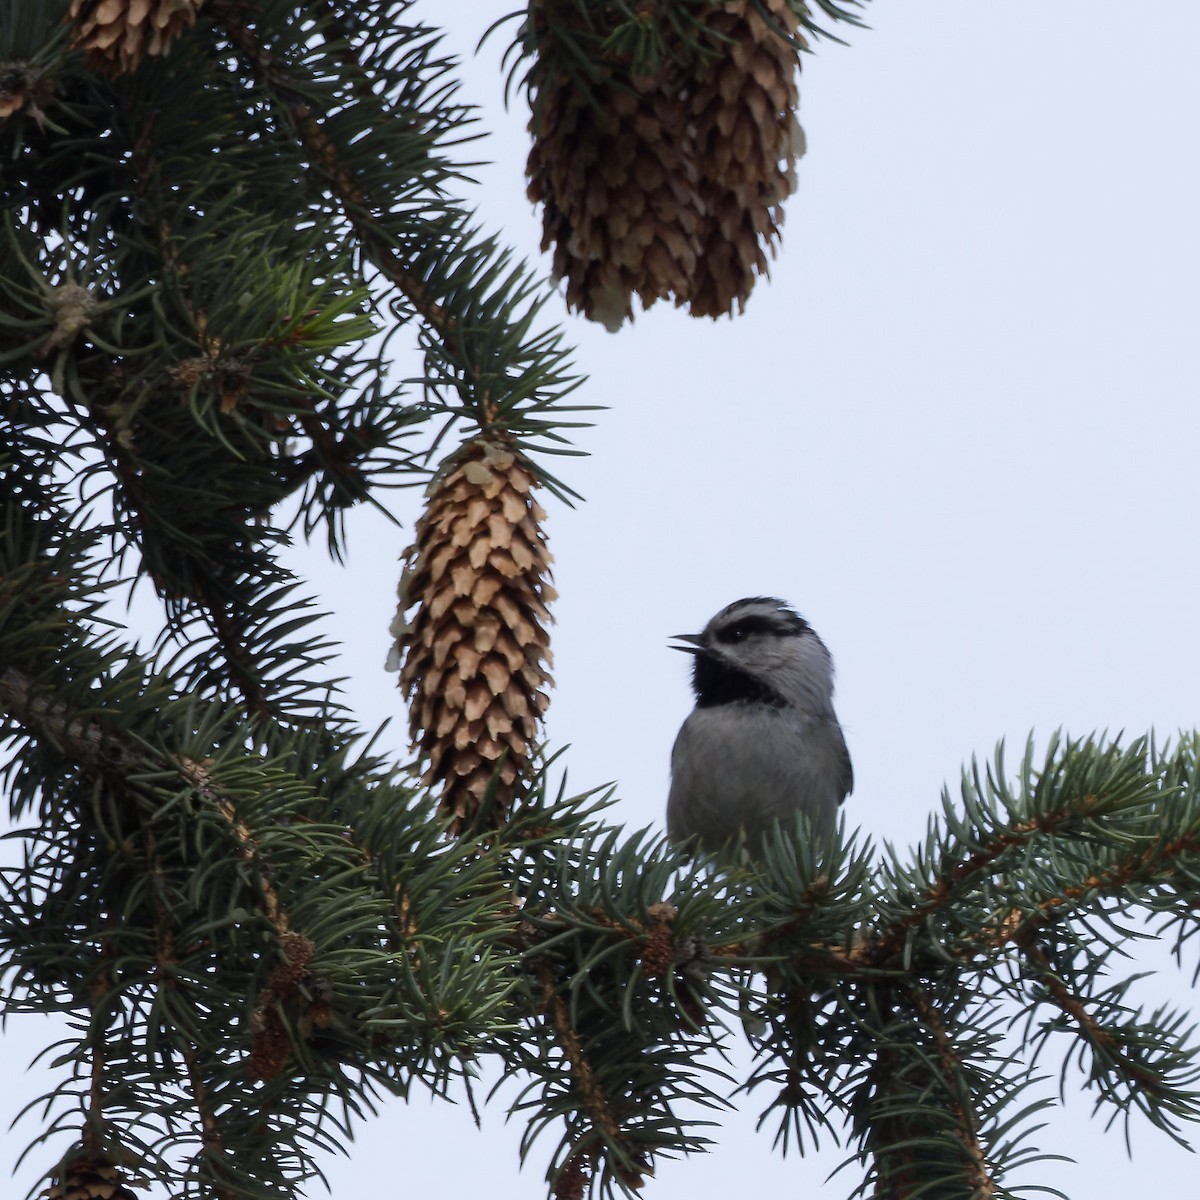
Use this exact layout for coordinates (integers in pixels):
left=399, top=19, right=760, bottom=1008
left=784, top=714, right=851, bottom=825
left=829, top=715, right=853, bottom=804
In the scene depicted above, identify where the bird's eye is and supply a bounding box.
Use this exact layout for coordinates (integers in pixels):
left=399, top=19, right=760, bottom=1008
left=717, top=615, right=782, bottom=644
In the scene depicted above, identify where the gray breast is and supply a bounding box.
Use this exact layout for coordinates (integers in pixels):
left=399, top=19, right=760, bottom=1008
left=667, top=704, right=850, bottom=850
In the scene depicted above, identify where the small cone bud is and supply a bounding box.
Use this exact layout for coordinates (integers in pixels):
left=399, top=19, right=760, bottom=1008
left=45, top=1152, right=139, bottom=1200
left=389, top=437, right=554, bottom=833
left=0, top=65, right=53, bottom=122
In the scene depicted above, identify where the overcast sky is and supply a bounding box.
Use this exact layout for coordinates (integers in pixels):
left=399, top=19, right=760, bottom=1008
left=4, top=3, right=1200, bottom=1198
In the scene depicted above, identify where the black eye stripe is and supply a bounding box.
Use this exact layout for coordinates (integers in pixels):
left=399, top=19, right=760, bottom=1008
left=716, top=614, right=806, bottom=643
left=708, top=597, right=812, bottom=641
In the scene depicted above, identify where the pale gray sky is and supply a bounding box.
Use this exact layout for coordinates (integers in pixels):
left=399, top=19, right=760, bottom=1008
left=4, top=3, right=1199, bottom=1198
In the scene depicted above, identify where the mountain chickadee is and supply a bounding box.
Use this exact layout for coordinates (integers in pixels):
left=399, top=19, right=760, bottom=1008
left=667, top=596, right=852, bottom=852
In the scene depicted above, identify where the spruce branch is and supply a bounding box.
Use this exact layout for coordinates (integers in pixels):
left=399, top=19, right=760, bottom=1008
left=58, top=334, right=335, bottom=725
left=1022, top=940, right=1162, bottom=1093
left=1, top=664, right=280, bottom=892
left=208, top=0, right=455, bottom=337
left=189, top=579, right=276, bottom=720
left=180, top=1044, right=235, bottom=1200
left=0, top=666, right=117, bottom=777
left=905, top=981, right=996, bottom=1197
left=1019, top=938, right=1200, bottom=1142
left=852, top=976, right=1019, bottom=1200
left=536, top=959, right=645, bottom=1191
left=959, top=818, right=1200, bottom=962
left=120, top=134, right=387, bottom=518
left=206, top=0, right=587, bottom=477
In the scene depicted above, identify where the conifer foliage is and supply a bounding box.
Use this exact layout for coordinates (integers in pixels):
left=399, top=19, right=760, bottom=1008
left=3, top=5, right=1200, bottom=1200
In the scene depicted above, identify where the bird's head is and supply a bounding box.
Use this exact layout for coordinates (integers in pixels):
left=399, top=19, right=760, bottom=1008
left=671, top=596, right=835, bottom=711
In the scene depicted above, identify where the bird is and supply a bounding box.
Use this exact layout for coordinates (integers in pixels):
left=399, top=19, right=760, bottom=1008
left=667, top=596, right=852, bottom=853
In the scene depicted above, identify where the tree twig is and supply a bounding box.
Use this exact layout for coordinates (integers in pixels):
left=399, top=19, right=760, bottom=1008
left=535, top=960, right=645, bottom=1190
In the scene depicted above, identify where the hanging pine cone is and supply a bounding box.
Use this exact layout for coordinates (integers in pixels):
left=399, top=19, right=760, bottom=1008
left=45, top=1152, right=139, bottom=1200
left=524, top=0, right=806, bottom=327
left=67, top=0, right=205, bottom=76
left=687, top=0, right=806, bottom=318
left=525, top=4, right=706, bottom=331
left=387, top=437, right=554, bottom=833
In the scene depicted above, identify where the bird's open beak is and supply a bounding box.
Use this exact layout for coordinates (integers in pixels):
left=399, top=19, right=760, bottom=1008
left=669, top=633, right=704, bottom=654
